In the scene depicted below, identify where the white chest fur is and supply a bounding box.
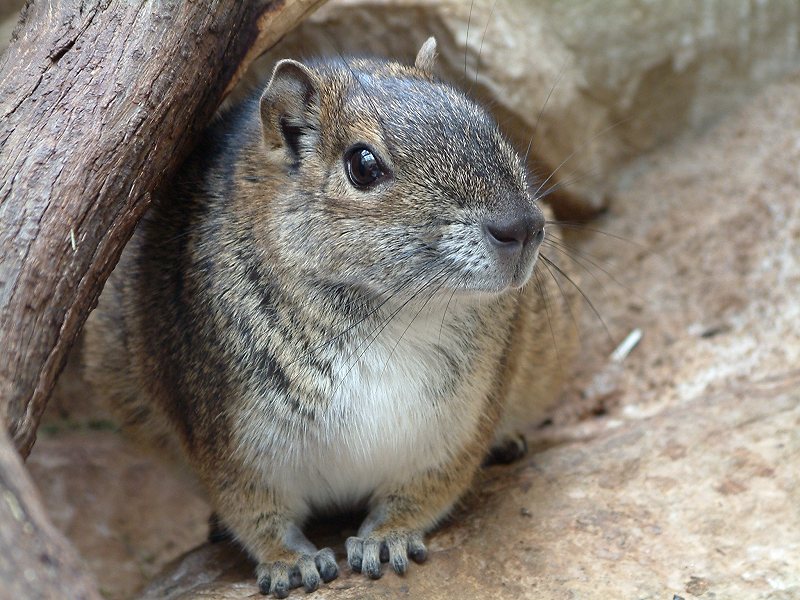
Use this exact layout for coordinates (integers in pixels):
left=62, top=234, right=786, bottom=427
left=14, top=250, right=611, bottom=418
left=238, top=305, right=494, bottom=516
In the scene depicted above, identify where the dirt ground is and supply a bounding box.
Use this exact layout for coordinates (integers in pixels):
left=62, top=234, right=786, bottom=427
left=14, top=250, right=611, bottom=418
left=28, top=72, right=800, bottom=599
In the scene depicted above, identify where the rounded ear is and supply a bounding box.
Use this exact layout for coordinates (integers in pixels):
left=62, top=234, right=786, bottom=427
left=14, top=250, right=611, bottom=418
left=259, top=59, right=321, bottom=160
left=414, top=37, right=437, bottom=76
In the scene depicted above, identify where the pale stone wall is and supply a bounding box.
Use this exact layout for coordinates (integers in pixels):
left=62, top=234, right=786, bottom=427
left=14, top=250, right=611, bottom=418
left=249, top=0, right=800, bottom=213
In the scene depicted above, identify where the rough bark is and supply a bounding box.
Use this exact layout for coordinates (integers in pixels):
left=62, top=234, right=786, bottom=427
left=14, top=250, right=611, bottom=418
left=0, top=0, right=325, bottom=457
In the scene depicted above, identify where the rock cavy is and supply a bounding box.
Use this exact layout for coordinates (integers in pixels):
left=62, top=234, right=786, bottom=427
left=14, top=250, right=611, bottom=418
left=85, top=37, right=576, bottom=597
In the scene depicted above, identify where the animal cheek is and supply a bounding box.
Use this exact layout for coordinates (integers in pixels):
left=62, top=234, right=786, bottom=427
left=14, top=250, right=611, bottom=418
left=438, top=226, right=487, bottom=263
left=417, top=227, right=443, bottom=247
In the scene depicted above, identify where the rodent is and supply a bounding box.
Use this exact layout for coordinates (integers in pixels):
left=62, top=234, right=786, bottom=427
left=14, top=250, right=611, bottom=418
left=84, top=37, right=577, bottom=598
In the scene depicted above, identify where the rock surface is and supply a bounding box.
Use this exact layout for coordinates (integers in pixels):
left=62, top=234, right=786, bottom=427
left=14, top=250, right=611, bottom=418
left=28, top=347, right=210, bottom=599
left=27, top=429, right=208, bottom=599
left=141, top=389, right=800, bottom=600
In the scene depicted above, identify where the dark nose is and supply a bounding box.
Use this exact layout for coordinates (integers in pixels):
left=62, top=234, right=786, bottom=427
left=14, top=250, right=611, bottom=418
left=483, top=212, right=544, bottom=254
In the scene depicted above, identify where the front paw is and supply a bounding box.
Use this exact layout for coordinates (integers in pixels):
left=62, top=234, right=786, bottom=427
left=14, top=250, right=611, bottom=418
left=345, top=530, right=428, bottom=579
left=257, top=548, right=338, bottom=598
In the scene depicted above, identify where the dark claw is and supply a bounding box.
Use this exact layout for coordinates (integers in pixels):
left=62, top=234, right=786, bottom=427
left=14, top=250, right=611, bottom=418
left=296, top=555, right=320, bottom=593
left=270, top=562, right=290, bottom=599
left=348, top=531, right=427, bottom=580
left=386, top=535, right=408, bottom=574
left=363, top=538, right=382, bottom=579
left=256, top=550, right=338, bottom=597
left=345, top=536, right=363, bottom=572
left=302, top=571, right=320, bottom=593
left=288, top=566, right=302, bottom=588
left=258, top=574, right=271, bottom=595
left=315, top=548, right=339, bottom=583
left=407, top=535, right=428, bottom=564
left=272, top=584, right=289, bottom=599
left=389, top=552, right=408, bottom=575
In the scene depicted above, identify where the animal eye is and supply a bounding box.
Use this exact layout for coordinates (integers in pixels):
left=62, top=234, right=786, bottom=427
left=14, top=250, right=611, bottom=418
left=345, top=146, right=383, bottom=188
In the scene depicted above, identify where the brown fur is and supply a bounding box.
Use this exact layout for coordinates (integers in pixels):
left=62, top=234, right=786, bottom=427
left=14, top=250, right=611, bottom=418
left=84, top=38, right=577, bottom=597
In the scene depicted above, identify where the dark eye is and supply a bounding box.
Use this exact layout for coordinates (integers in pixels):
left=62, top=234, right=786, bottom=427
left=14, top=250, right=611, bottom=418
left=345, top=146, right=383, bottom=188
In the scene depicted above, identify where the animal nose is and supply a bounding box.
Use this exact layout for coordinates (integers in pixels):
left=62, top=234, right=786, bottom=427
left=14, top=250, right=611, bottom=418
left=485, top=220, right=526, bottom=248
left=483, top=213, right=544, bottom=253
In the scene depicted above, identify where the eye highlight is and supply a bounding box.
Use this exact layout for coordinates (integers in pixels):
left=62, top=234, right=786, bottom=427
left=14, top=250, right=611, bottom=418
left=345, top=145, right=384, bottom=188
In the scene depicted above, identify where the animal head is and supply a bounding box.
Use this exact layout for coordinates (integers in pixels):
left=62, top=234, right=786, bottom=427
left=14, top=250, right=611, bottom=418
left=256, top=37, right=545, bottom=298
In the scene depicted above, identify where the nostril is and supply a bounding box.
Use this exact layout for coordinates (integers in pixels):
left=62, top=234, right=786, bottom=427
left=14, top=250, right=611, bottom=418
left=484, top=220, right=526, bottom=247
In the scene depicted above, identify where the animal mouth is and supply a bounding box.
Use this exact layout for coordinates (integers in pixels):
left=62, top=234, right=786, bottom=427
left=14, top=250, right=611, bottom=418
left=508, top=247, right=540, bottom=289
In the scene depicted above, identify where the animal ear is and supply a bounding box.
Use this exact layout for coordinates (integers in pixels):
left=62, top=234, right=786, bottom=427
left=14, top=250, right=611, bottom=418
left=260, top=59, right=321, bottom=160
left=414, top=37, right=437, bottom=76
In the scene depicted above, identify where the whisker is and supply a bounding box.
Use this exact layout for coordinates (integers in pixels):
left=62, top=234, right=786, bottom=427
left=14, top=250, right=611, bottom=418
left=545, top=221, right=648, bottom=249
left=330, top=271, right=444, bottom=394
left=470, top=0, right=499, bottom=93
left=533, top=116, right=635, bottom=198
left=533, top=165, right=604, bottom=201
left=230, top=262, right=453, bottom=445
left=538, top=255, right=581, bottom=340
left=542, top=239, right=608, bottom=293
left=438, top=274, right=461, bottom=349
left=232, top=276, right=427, bottom=440
left=465, top=0, right=476, bottom=83
left=542, top=236, right=639, bottom=299
left=541, top=254, right=614, bottom=344
left=523, top=63, right=567, bottom=166
left=329, top=265, right=453, bottom=395
left=533, top=267, right=563, bottom=371
left=377, top=269, right=456, bottom=383
left=280, top=274, right=420, bottom=370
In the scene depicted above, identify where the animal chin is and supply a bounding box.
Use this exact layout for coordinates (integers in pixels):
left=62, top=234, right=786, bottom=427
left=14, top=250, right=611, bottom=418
left=508, top=253, right=539, bottom=290
left=447, top=251, right=537, bottom=294
left=461, top=272, right=521, bottom=295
